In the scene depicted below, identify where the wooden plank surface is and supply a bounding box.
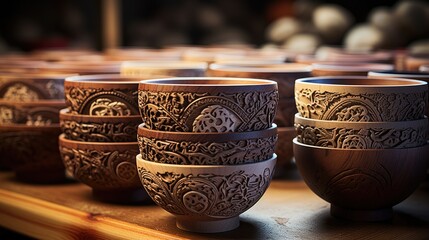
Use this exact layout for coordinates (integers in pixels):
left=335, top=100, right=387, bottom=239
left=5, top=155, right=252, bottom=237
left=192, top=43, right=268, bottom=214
left=0, top=172, right=428, bottom=239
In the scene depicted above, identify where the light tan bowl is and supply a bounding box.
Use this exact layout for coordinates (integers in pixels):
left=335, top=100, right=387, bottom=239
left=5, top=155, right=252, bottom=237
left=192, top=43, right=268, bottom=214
left=295, top=76, right=428, bottom=121
left=138, top=77, right=278, bottom=132
left=137, top=123, right=277, bottom=165
left=58, top=134, right=147, bottom=203
left=59, top=108, right=140, bottom=142
left=293, top=138, right=429, bottom=221
left=136, top=153, right=276, bottom=233
left=120, top=61, right=207, bottom=77
left=295, top=113, right=428, bottom=149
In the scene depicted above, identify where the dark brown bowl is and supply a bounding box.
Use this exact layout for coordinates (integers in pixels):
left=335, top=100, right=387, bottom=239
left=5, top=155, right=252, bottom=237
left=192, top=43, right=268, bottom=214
left=0, top=73, right=71, bottom=100
left=293, top=138, right=429, bottom=221
left=137, top=123, right=277, bottom=165
left=59, top=108, right=141, bottom=142
left=64, top=74, right=168, bottom=116
left=0, top=124, right=65, bottom=183
left=273, top=127, right=296, bottom=178
left=0, top=100, right=65, bottom=125
left=139, top=77, right=278, bottom=132
left=58, top=134, right=148, bottom=203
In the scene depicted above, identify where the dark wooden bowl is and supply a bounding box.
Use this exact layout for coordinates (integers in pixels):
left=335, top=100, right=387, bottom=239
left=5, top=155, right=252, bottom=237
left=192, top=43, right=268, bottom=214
left=273, top=127, right=296, bottom=178
left=0, top=124, right=65, bottom=183
left=295, top=113, right=428, bottom=149
left=64, top=74, right=168, bottom=116
left=59, top=108, right=141, bottom=142
left=293, top=138, right=429, bottom=221
left=137, top=123, right=277, bottom=165
left=139, top=77, right=278, bottom=132
left=0, top=100, right=65, bottom=125
left=58, top=134, right=148, bottom=203
left=295, top=76, right=428, bottom=121
left=311, top=62, right=393, bottom=77
left=121, top=61, right=207, bottom=77
left=0, top=73, right=71, bottom=100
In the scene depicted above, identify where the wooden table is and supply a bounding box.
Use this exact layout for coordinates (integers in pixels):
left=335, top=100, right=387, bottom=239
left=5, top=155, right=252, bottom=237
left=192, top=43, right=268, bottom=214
left=0, top=171, right=428, bottom=240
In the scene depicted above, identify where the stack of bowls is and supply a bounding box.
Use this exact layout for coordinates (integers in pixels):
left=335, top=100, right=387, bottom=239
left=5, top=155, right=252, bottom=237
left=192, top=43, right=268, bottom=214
left=0, top=73, right=68, bottom=183
left=58, top=74, right=152, bottom=203
left=136, top=77, right=279, bottom=233
left=207, top=63, right=312, bottom=176
left=293, top=76, right=429, bottom=221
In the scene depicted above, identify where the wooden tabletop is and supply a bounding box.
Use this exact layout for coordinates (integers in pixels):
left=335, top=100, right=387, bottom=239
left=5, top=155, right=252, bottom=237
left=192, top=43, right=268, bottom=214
left=0, top=171, right=428, bottom=240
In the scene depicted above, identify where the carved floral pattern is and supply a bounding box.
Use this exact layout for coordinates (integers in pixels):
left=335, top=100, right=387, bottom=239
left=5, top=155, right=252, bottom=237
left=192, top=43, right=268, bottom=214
left=295, top=123, right=427, bottom=149
left=295, top=88, right=427, bottom=121
left=60, top=147, right=140, bottom=189
left=138, top=135, right=277, bottom=165
left=138, top=90, right=278, bottom=132
left=65, top=86, right=138, bottom=116
left=61, top=120, right=138, bottom=142
left=138, top=167, right=273, bottom=217
left=2, top=83, right=39, bottom=101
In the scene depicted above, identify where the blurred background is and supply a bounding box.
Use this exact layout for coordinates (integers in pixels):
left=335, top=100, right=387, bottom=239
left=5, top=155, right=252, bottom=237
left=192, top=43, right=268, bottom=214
left=0, top=0, right=428, bottom=53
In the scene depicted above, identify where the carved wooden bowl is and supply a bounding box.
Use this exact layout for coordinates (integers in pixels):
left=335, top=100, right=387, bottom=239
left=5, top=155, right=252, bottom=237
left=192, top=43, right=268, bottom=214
left=311, top=62, right=393, bottom=76
left=58, top=134, right=148, bottom=203
left=293, top=138, right=429, bottom=221
left=0, top=124, right=65, bottom=183
left=295, top=76, right=428, bottom=122
left=64, top=74, right=164, bottom=116
left=137, top=123, right=277, bottom=165
left=120, top=61, right=207, bottom=77
left=59, top=109, right=140, bottom=142
left=213, top=52, right=287, bottom=64
left=0, top=73, right=71, bottom=100
left=136, top=153, right=277, bottom=233
left=0, top=100, right=65, bottom=125
left=207, top=63, right=311, bottom=99
left=274, top=127, right=296, bottom=178
left=295, top=113, right=428, bottom=149
left=138, top=77, right=279, bottom=132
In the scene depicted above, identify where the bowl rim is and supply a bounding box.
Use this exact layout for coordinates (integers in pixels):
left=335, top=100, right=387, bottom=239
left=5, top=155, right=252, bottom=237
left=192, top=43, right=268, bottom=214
left=139, top=77, right=278, bottom=87
left=59, top=108, right=141, bottom=120
left=136, top=153, right=277, bottom=168
left=294, top=113, right=429, bottom=128
left=295, top=76, right=428, bottom=88
left=137, top=123, right=278, bottom=141
left=368, top=70, right=429, bottom=79
left=312, top=62, right=393, bottom=72
left=209, top=63, right=312, bottom=73
left=65, top=74, right=147, bottom=84
left=293, top=137, right=429, bottom=151
left=58, top=133, right=138, bottom=146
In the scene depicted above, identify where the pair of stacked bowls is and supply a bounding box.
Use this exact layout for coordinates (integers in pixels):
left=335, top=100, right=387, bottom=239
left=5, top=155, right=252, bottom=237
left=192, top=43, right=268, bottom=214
left=0, top=73, right=69, bottom=183
left=293, top=76, right=429, bottom=221
left=136, top=77, right=279, bottom=233
left=58, top=74, right=152, bottom=203
left=207, top=63, right=311, bottom=176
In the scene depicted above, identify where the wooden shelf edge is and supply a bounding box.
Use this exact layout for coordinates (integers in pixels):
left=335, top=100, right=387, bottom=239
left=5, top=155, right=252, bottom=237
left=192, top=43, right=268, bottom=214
left=0, top=189, right=186, bottom=240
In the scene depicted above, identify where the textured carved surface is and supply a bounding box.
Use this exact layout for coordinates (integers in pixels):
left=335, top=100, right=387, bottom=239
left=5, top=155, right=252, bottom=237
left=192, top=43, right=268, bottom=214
left=0, top=79, right=64, bottom=100
left=59, top=145, right=140, bottom=189
left=138, top=134, right=277, bottom=165
left=295, top=88, right=427, bottom=121
left=0, top=105, right=62, bottom=125
left=65, top=86, right=139, bottom=116
left=296, top=123, right=427, bottom=149
left=137, top=165, right=273, bottom=217
left=61, top=120, right=139, bottom=142
left=138, top=90, right=278, bottom=132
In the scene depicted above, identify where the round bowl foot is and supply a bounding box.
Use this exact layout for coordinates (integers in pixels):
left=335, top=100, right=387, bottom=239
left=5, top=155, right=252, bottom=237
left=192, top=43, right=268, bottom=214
left=331, top=205, right=393, bottom=221
left=92, top=188, right=149, bottom=204
left=176, top=216, right=240, bottom=233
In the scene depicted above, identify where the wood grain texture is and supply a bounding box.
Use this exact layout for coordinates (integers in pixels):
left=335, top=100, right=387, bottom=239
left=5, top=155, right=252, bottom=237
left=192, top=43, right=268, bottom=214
left=0, top=172, right=428, bottom=239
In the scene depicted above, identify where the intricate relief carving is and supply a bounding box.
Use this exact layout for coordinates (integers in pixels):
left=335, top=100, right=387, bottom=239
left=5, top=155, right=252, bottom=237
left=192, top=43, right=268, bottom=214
left=0, top=105, right=59, bottom=125
left=65, top=86, right=138, bottom=116
left=138, top=90, right=278, bottom=132
left=295, top=88, right=427, bottom=121
left=192, top=105, right=241, bottom=132
left=138, top=167, right=273, bottom=217
left=2, top=83, right=39, bottom=101
left=138, top=135, right=277, bottom=165
left=61, top=120, right=138, bottom=142
left=295, top=123, right=427, bottom=149
left=60, top=147, right=140, bottom=189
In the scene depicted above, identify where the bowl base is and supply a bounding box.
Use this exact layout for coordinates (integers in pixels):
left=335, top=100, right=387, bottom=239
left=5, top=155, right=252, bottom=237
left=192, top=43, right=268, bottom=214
left=331, top=205, right=393, bottom=221
left=176, top=216, right=240, bottom=233
left=92, top=188, right=149, bottom=204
